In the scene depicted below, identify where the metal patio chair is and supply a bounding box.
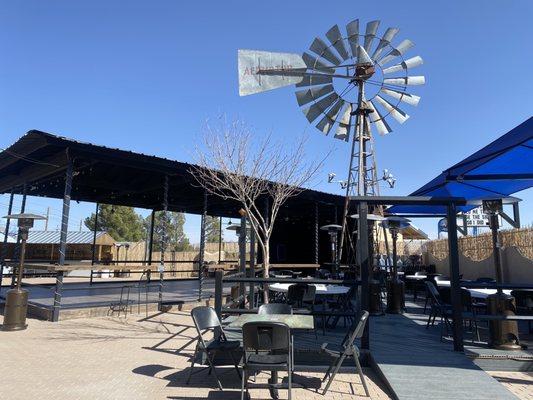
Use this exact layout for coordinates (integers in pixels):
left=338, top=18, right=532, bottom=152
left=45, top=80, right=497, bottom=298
left=187, top=306, right=241, bottom=390
left=108, top=285, right=133, bottom=317
left=425, top=281, right=453, bottom=341
left=320, top=310, right=370, bottom=396
left=241, top=321, right=293, bottom=400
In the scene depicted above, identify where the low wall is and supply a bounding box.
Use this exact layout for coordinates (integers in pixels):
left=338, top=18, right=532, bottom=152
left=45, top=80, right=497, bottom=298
left=427, top=246, right=533, bottom=283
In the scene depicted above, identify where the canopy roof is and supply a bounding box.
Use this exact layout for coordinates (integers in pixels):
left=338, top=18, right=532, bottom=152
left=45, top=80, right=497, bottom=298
left=0, top=130, right=344, bottom=221
left=389, top=117, right=533, bottom=215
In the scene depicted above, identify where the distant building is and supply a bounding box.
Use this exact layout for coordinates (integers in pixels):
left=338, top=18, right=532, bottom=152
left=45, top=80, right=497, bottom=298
left=0, top=231, right=115, bottom=262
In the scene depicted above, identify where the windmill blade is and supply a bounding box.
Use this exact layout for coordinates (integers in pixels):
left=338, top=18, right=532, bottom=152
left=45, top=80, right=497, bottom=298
left=295, top=74, right=333, bottom=88
left=302, top=52, right=335, bottom=73
left=380, top=88, right=421, bottom=106
left=384, top=76, right=425, bottom=86
left=302, top=92, right=339, bottom=122
left=372, top=27, right=400, bottom=61
left=295, top=84, right=334, bottom=106
left=374, top=95, right=410, bottom=124
left=325, top=25, right=350, bottom=60
left=346, top=19, right=359, bottom=58
left=310, top=37, right=342, bottom=66
left=316, top=98, right=344, bottom=134
left=377, top=39, right=415, bottom=66
left=382, top=56, right=423, bottom=74
left=363, top=20, right=380, bottom=51
left=334, top=103, right=353, bottom=141
left=367, top=101, right=393, bottom=135
left=357, top=45, right=373, bottom=65
left=238, top=49, right=306, bottom=96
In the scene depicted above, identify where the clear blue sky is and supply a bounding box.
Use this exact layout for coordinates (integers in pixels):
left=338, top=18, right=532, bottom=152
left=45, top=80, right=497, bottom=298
left=0, top=0, right=532, bottom=241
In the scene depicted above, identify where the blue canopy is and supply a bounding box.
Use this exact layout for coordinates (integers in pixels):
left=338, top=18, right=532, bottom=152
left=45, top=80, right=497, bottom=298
left=389, top=117, right=533, bottom=215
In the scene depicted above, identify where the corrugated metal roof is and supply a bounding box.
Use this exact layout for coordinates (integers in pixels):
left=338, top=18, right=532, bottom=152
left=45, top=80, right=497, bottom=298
left=26, top=231, right=108, bottom=244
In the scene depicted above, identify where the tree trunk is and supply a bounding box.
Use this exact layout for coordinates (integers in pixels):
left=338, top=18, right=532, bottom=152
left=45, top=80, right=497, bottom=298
left=262, top=241, right=270, bottom=304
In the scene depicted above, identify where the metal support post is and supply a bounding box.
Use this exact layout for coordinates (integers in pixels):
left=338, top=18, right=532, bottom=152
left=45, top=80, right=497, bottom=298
left=158, top=175, right=169, bottom=310
left=358, top=201, right=370, bottom=350
left=198, top=191, right=207, bottom=301
left=90, top=203, right=99, bottom=285
left=52, top=157, right=73, bottom=322
left=248, top=227, right=256, bottom=309
left=148, top=210, right=155, bottom=266
left=11, top=184, right=27, bottom=288
left=218, top=216, right=222, bottom=264
left=239, top=215, right=246, bottom=299
left=447, top=203, right=464, bottom=351
left=214, top=269, right=223, bottom=320
left=314, top=202, right=319, bottom=264
left=490, top=214, right=503, bottom=290
left=0, top=189, right=14, bottom=296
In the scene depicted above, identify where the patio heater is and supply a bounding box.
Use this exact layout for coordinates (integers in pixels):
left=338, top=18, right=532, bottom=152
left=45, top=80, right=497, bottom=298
left=320, top=224, right=342, bottom=275
left=482, top=199, right=521, bottom=350
left=2, top=213, right=45, bottom=331
left=384, top=216, right=409, bottom=314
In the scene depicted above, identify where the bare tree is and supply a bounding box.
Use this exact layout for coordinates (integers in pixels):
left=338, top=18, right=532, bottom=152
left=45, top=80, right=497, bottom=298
left=191, top=118, right=325, bottom=299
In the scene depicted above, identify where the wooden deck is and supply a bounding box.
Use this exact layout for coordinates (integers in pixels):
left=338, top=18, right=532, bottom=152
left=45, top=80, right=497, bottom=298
left=370, top=300, right=520, bottom=399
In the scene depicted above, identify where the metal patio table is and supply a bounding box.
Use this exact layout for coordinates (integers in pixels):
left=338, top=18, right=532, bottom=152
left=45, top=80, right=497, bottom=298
left=229, top=314, right=314, bottom=399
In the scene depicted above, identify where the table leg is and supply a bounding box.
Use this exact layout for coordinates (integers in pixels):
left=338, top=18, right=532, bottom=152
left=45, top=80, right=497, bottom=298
left=269, top=371, right=279, bottom=399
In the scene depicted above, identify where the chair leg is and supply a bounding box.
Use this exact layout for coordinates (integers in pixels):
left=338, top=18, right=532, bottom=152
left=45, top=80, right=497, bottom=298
left=354, top=352, right=370, bottom=397
left=322, top=353, right=346, bottom=395
left=186, top=345, right=198, bottom=384
left=229, top=351, right=242, bottom=379
left=241, top=370, right=247, bottom=400
left=205, top=352, right=224, bottom=390
left=322, top=357, right=337, bottom=382
left=288, top=365, right=292, bottom=400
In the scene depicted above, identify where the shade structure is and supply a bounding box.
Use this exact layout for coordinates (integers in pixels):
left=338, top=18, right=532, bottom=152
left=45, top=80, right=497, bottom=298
left=389, top=117, right=533, bottom=215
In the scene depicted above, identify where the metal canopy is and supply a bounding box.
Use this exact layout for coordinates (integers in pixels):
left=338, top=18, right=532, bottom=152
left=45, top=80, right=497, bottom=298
left=0, top=130, right=345, bottom=219
left=388, top=117, right=533, bottom=215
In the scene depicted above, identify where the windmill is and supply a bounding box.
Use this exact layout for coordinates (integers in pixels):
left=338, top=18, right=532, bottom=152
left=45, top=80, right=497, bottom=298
left=238, top=19, right=425, bottom=262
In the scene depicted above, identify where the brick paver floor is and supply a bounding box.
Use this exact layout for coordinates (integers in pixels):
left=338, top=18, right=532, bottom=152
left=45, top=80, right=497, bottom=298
left=0, top=311, right=391, bottom=400
left=488, top=371, right=533, bottom=400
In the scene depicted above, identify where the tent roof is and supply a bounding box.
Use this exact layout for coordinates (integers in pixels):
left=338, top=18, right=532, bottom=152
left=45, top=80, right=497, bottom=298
left=389, top=117, right=533, bottom=215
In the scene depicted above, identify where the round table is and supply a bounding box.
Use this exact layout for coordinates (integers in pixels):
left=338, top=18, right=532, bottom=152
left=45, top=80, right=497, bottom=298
left=268, top=282, right=350, bottom=295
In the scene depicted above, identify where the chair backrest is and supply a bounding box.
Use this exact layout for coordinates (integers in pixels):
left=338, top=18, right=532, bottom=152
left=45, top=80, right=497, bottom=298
left=191, top=306, right=222, bottom=331
left=242, top=321, right=290, bottom=353
left=435, top=275, right=450, bottom=281
left=302, top=284, right=316, bottom=302
left=342, top=310, right=369, bottom=348
left=287, top=283, right=307, bottom=302
left=425, top=281, right=441, bottom=303
left=258, top=303, right=293, bottom=315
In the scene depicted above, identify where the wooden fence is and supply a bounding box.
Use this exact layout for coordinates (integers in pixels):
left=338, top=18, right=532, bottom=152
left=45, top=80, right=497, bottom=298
left=424, top=226, right=533, bottom=261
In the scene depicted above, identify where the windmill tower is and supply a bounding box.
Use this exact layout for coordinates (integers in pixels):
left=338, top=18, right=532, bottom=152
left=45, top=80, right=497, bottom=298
left=238, top=19, right=424, bottom=261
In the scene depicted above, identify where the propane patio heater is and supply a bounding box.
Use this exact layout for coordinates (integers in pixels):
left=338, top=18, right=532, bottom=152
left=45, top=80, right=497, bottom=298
left=320, top=224, right=342, bottom=275
left=384, top=216, right=409, bottom=314
left=482, top=199, right=521, bottom=350
left=2, top=213, right=45, bottom=331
